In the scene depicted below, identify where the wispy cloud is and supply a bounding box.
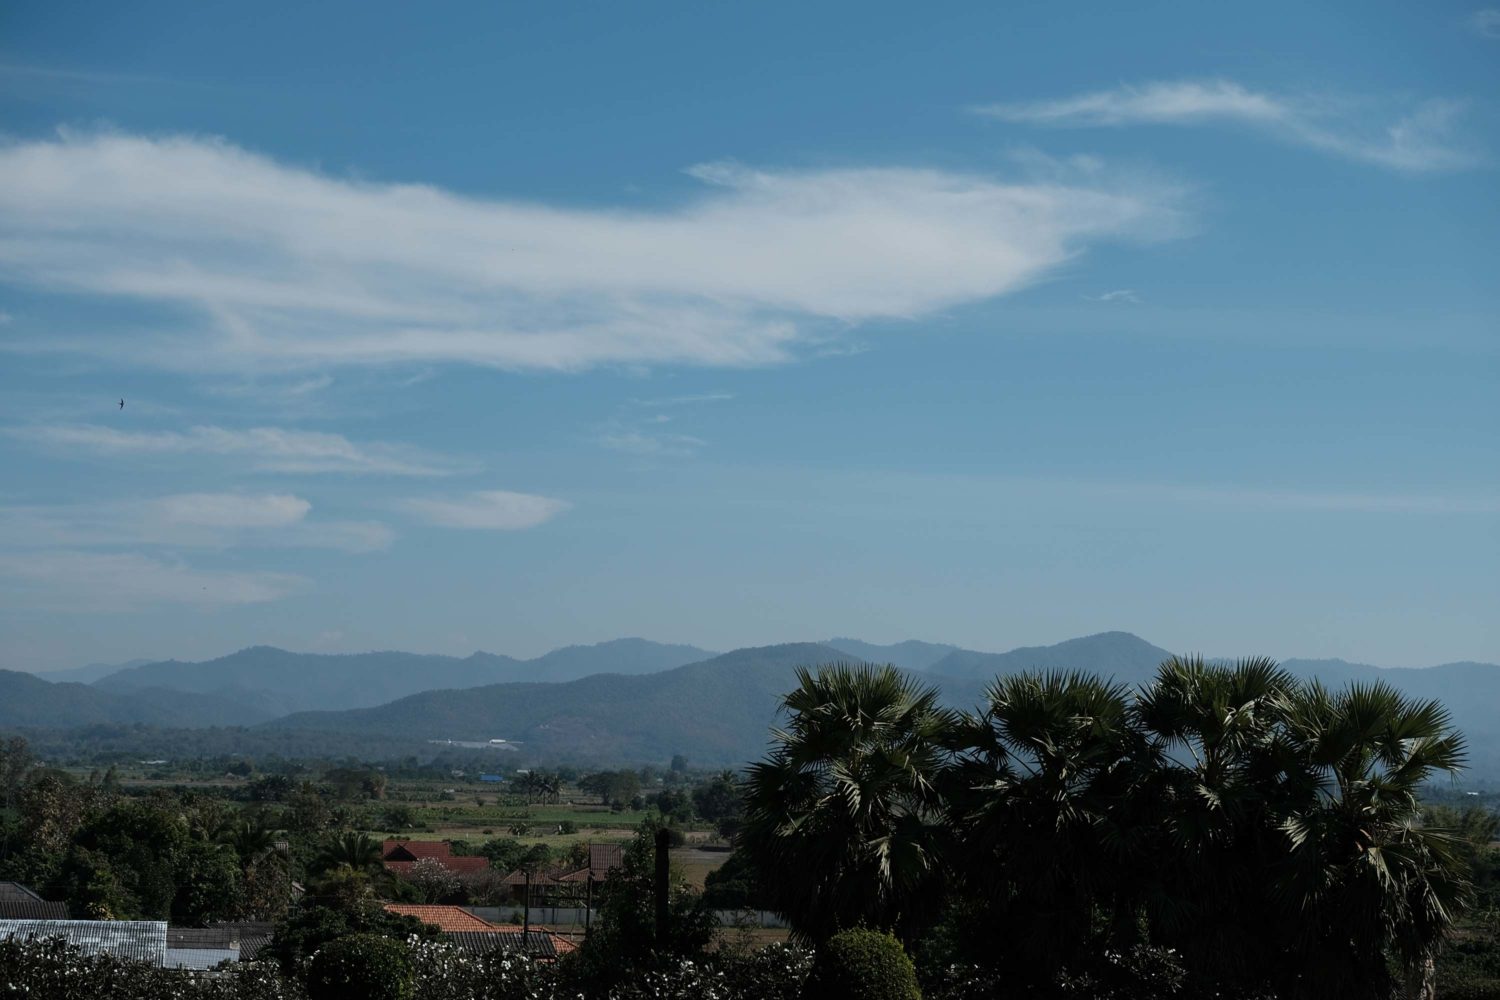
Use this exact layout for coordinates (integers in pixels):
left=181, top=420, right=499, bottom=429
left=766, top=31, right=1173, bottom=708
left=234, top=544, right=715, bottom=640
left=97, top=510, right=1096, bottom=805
left=975, top=80, right=1481, bottom=172
left=0, top=131, right=1185, bottom=373
left=0, top=550, right=306, bottom=609
left=396, top=490, right=569, bottom=530
left=0, top=492, right=393, bottom=553
left=628, top=392, right=735, bottom=407
left=1471, top=9, right=1500, bottom=38
left=1089, top=289, right=1141, bottom=304
left=597, top=424, right=706, bottom=458
left=5, top=423, right=464, bottom=476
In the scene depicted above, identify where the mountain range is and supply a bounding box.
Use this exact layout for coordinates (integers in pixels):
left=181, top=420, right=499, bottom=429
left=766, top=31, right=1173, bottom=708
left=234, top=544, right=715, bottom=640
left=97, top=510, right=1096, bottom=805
left=8, top=632, right=1500, bottom=771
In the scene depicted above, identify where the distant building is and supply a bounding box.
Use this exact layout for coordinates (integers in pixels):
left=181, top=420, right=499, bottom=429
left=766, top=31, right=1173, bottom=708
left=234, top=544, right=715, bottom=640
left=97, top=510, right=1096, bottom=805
left=0, top=919, right=166, bottom=965
left=479, top=773, right=504, bottom=783
left=382, top=904, right=575, bottom=959
left=381, top=839, right=490, bottom=877
left=0, top=882, right=68, bottom=921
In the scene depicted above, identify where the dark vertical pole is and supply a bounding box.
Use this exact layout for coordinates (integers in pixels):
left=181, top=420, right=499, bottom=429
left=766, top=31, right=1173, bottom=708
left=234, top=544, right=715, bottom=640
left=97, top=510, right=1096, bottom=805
left=523, top=869, right=531, bottom=940
left=653, top=828, right=670, bottom=949
left=584, top=874, right=593, bottom=935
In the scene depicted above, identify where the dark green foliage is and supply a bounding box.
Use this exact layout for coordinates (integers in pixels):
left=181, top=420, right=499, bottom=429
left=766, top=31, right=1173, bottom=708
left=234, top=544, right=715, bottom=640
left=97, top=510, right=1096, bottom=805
left=265, top=900, right=438, bottom=975
left=740, top=663, right=954, bottom=943
left=0, top=935, right=309, bottom=999
left=562, top=820, right=718, bottom=994
left=743, top=656, right=1476, bottom=999
left=700, top=849, right=768, bottom=910
left=305, top=934, right=414, bottom=1000
left=805, top=928, right=921, bottom=1000
left=691, top=770, right=743, bottom=838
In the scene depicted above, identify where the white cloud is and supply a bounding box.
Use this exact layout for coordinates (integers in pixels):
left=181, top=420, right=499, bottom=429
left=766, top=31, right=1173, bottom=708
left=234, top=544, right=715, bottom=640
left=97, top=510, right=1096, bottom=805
left=0, top=550, right=305, bottom=609
left=397, top=490, right=569, bottom=530
left=598, top=425, right=706, bottom=458
left=1090, top=289, right=1141, bottom=304
left=0, top=492, right=394, bottom=553
left=5, top=423, right=463, bottom=476
left=1471, top=9, right=1500, bottom=38
left=0, top=131, right=1184, bottom=372
left=975, top=80, right=1480, bottom=172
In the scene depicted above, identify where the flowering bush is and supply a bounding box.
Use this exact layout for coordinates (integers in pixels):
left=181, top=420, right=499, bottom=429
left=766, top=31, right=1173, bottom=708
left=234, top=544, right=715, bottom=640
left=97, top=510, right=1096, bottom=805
left=305, top=933, right=413, bottom=1000
left=0, top=931, right=811, bottom=1000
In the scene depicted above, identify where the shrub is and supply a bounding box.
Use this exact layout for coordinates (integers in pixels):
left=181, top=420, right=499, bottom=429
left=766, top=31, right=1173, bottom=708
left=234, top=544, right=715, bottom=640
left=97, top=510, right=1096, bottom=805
left=807, top=928, right=922, bottom=1000
left=305, top=933, right=414, bottom=1000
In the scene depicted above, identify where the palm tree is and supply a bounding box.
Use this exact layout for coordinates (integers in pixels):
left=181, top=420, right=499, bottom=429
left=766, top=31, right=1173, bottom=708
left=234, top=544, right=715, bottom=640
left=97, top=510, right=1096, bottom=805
left=1271, top=680, right=1470, bottom=999
left=1134, top=657, right=1471, bottom=999
left=313, top=830, right=384, bottom=876
left=739, top=662, right=955, bottom=943
left=945, top=670, right=1150, bottom=977
left=222, top=818, right=277, bottom=869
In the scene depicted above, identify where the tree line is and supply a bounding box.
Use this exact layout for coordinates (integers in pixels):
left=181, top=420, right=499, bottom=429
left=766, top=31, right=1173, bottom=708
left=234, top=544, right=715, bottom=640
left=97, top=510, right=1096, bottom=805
left=736, top=656, right=1475, bottom=999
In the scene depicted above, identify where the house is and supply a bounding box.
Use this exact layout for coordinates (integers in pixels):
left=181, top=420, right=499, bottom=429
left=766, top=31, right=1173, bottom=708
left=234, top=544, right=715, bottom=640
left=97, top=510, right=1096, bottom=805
left=498, top=841, right=626, bottom=906
left=165, top=927, right=239, bottom=970
left=381, top=839, right=490, bottom=877
left=0, top=919, right=166, bottom=965
left=382, top=904, right=575, bottom=958
left=206, top=921, right=275, bottom=962
left=479, top=773, right=504, bottom=783
left=0, top=882, right=68, bottom=920
left=383, top=904, right=501, bottom=933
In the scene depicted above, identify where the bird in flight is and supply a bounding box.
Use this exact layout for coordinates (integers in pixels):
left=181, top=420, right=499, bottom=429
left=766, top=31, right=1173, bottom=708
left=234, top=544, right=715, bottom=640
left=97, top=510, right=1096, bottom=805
left=119, top=398, right=125, bottom=410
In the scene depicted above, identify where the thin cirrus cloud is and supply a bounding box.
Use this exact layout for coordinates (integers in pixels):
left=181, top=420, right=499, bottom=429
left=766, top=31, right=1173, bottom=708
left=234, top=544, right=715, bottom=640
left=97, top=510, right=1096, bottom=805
left=4, top=423, right=466, bottom=476
left=0, top=130, right=1185, bottom=374
left=975, top=80, right=1480, bottom=172
left=396, top=490, right=570, bottom=530
left=0, top=550, right=306, bottom=609
left=1472, top=9, right=1500, bottom=38
left=0, top=492, right=394, bottom=553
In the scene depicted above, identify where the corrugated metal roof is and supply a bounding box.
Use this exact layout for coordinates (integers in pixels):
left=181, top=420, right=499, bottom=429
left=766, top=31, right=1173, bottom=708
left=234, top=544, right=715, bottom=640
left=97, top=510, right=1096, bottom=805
left=0, top=919, right=167, bottom=965
left=0, top=900, right=69, bottom=920
left=168, top=927, right=239, bottom=949
left=238, top=933, right=272, bottom=961
left=0, top=882, right=47, bottom=903
left=165, top=946, right=238, bottom=970
left=445, top=930, right=559, bottom=958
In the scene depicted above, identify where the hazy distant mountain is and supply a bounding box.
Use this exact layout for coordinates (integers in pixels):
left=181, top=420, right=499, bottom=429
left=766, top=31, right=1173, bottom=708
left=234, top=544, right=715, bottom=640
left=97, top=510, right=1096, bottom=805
left=824, top=638, right=961, bottom=672
left=30, top=658, right=153, bottom=685
left=0, top=670, right=275, bottom=728
left=93, top=639, right=716, bottom=715
left=263, top=643, right=848, bottom=764
left=927, top=631, right=1174, bottom=687
left=10, top=632, right=1500, bottom=776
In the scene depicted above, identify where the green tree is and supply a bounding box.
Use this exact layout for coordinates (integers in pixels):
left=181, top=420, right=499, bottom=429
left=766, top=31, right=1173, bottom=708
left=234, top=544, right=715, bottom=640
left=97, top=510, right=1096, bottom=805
left=313, top=831, right=384, bottom=877
left=1272, top=679, right=1470, bottom=999
left=740, top=663, right=954, bottom=943
left=944, top=670, right=1152, bottom=979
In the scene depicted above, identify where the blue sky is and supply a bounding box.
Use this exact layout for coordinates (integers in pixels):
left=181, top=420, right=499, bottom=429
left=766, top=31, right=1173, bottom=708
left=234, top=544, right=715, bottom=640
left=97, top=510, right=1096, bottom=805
left=1, top=1, right=1496, bottom=671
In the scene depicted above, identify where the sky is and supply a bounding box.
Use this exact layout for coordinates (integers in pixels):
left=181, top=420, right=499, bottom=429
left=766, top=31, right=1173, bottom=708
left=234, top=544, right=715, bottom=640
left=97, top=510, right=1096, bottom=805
left=0, top=1, right=1496, bottom=671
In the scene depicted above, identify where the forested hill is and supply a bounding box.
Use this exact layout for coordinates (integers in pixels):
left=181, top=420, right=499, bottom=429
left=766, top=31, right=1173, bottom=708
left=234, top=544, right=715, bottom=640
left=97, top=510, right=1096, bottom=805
left=260, top=643, right=976, bottom=765
left=924, top=630, right=1174, bottom=684
left=91, top=638, right=716, bottom=715
left=0, top=669, right=277, bottom=729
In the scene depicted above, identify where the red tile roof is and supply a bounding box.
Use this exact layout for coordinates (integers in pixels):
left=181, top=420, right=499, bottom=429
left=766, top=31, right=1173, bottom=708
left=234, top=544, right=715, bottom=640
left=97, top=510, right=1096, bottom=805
left=381, top=840, right=490, bottom=876
left=384, top=856, right=491, bottom=877
left=383, top=905, right=500, bottom=933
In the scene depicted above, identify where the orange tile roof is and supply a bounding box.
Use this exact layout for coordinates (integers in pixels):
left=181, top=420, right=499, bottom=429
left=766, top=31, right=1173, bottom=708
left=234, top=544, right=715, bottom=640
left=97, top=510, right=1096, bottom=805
left=383, top=904, right=500, bottom=933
